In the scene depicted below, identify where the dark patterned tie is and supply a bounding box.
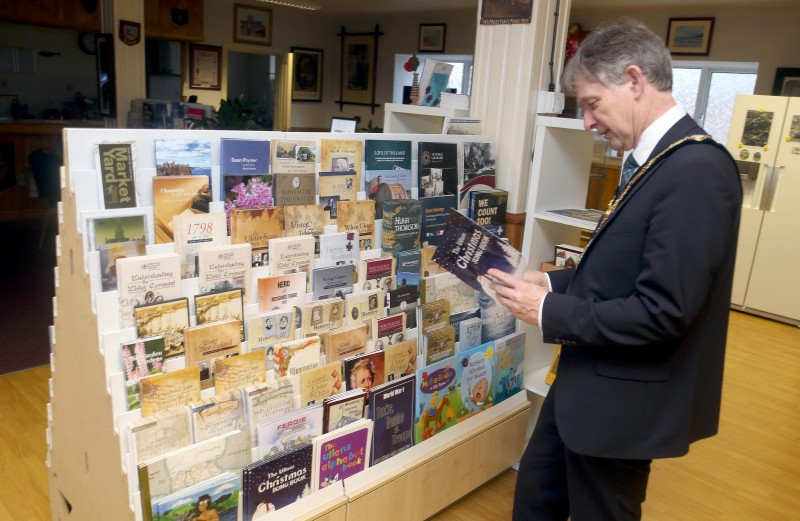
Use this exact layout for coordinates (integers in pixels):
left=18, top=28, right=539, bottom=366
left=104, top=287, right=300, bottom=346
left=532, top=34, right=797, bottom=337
left=616, top=153, right=639, bottom=197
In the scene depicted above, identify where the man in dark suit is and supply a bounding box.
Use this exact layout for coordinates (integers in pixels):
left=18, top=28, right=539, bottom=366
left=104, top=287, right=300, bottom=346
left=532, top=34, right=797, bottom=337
left=489, top=17, right=741, bottom=521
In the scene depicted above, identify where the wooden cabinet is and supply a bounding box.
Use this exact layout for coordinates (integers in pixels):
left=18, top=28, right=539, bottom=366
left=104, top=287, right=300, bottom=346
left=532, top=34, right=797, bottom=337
left=144, top=0, right=204, bottom=42
left=0, top=0, right=101, bottom=31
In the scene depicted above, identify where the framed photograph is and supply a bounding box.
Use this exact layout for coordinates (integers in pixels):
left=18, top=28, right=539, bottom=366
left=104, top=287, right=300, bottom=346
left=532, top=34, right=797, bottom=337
left=340, top=32, right=378, bottom=107
left=189, top=44, right=222, bottom=90
left=419, top=23, right=446, bottom=53
left=666, top=17, right=715, bottom=56
left=480, top=0, right=533, bottom=25
left=291, top=47, right=323, bottom=102
left=771, top=67, right=800, bottom=97
left=233, top=3, right=272, bottom=46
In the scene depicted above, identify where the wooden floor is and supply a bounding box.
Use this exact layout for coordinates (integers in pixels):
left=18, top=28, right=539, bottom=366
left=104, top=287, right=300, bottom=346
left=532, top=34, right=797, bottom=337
left=1, top=310, right=798, bottom=521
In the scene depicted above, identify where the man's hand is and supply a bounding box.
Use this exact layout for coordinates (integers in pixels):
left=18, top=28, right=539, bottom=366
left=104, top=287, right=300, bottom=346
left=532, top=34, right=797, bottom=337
left=487, top=268, right=549, bottom=327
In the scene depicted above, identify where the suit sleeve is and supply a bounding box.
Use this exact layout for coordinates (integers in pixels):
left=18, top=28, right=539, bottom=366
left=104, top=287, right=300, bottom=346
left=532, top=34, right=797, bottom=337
left=541, top=144, right=741, bottom=347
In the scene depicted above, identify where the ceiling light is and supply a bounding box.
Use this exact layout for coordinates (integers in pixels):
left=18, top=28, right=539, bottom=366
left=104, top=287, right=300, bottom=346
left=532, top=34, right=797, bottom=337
left=257, top=0, right=321, bottom=10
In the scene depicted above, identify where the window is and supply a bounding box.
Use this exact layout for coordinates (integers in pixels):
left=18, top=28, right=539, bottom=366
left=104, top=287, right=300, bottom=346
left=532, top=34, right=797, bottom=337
left=392, top=54, right=473, bottom=104
left=672, top=61, right=758, bottom=146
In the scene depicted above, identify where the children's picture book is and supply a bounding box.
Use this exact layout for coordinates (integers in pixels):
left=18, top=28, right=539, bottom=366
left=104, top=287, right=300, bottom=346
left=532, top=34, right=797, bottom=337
left=150, top=472, right=240, bottom=521
left=116, top=252, right=181, bottom=330
left=460, top=141, right=497, bottom=209
left=268, top=336, right=322, bottom=378
left=342, top=351, right=385, bottom=394
left=89, top=213, right=147, bottom=251
left=320, top=138, right=363, bottom=191
left=367, top=375, right=415, bottom=465
left=96, top=141, right=138, bottom=209
left=257, top=271, right=307, bottom=319
left=272, top=139, right=317, bottom=174
left=468, top=189, right=508, bottom=236
left=152, top=175, right=211, bottom=243
left=493, top=331, right=525, bottom=405
left=121, top=336, right=166, bottom=411
left=99, top=239, right=146, bottom=291
left=322, top=322, right=369, bottom=364
left=373, top=313, right=406, bottom=351
left=268, top=235, right=315, bottom=293
left=194, top=288, right=245, bottom=341
left=387, top=285, right=418, bottom=329
left=457, top=341, right=495, bottom=418
left=256, top=403, right=323, bottom=460
left=242, top=443, right=313, bottom=519
left=319, top=230, right=360, bottom=269
left=273, top=172, right=316, bottom=208
left=414, top=355, right=460, bottom=443
left=247, top=308, right=295, bottom=351
left=301, top=298, right=345, bottom=338
left=172, top=210, right=227, bottom=278
left=214, top=350, right=266, bottom=396
left=432, top=209, right=528, bottom=304
left=417, top=59, right=454, bottom=107
left=243, top=378, right=295, bottom=446
left=127, top=406, right=191, bottom=464
left=418, top=141, right=458, bottom=197
left=312, top=264, right=355, bottom=301
left=197, top=243, right=252, bottom=297
left=222, top=173, right=274, bottom=232
left=154, top=138, right=212, bottom=177
left=140, top=365, right=201, bottom=417
left=133, top=297, right=191, bottom=359
left=420, top=194, right=457, bottom=247
left=382, top=339, right=418, bottom=382
left=189, top=389, right=246, bottom=443
left=337, top=200, right=376, bottom=250
left=299, top=361, right=344, bottom=406
left=183, top=319, right=242, bottom=390
left=381, top=199, right=422, bottom=257
left=358, top=257, right=395, bottom=293
left=230, top=207, right=285, bottom=267
left=310, top=418, right=372, bottom=492
left=322, top=388, right=367, bottom=433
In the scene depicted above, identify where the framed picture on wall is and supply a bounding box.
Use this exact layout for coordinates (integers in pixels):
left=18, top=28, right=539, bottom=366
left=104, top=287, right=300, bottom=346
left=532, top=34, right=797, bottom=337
left=666, top=17, right=715, bottom=56
left=291, top=47, right=323, bottom=102
left=418, top=23, right=446, bottom=53
left=234, top=3, right=272, bottom=46
left=189, top=44, right=222, bottom=90
left=340, top=33, right=377, bottom=106
left=771, top=68, right=800, bottom=97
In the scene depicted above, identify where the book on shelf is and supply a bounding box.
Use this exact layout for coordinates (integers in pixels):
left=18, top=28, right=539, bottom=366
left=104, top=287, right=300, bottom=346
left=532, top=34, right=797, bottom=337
left=382, top=339, right=418, bottom=382
left=449, top=306, right=480, bottom=344
left=432, top=209, right=527, bottom=303
left=268, top=234, right=315, bottom=293
left=272, top=139, right=317, bottom=174
left=420, top=195, right=458, bottom=248
left=421, top=271, right=478, bottom=313
left=284, top=204, right=325, bottom=255
left=139, top=365, right=201, bottom=418
left=414, top=354, right=460, bottom=443
left=344, top=289, right=386, bottom=335
left=541, top=207, right=603, bottom=227
left=88, top=212, right=147, bottom=252
left=172, top=210, right=227, bottom=278
left=319, top=170, right=358, bottom=206
left=183, top=319, right=242, bottom=390
left=121, top=336, right=165, bottom=411
left=127, top=406, right=191, bottom=464
left=242, top=443, right=313, bottom=518
left=318, top=230, right=360, bottom=269
left=493, top=331, right=526, bottom=404
left=257, top=272, right=307, bottom=326
left=322, top=388, right=367, bottom=433
left=152, top=175, right=211, bottom=243
left=342, top=351, right=385, bottom=394
left=368, top=374, right=415, bottom=465
left=222, top=173, right=274, bottom=232
left=230, top=206, right=285, bottom=267
left=194, top=287, right=245, bottom=341
left=420, top=244, right=445, bottom=277
left=197, top=243, right=252, bottom=298
left=337, top=199, right=376, bottom=250
left=443, top=117, right=482, bottom=136
left=387, top=285, right=418, bottom=329
left=95, top=141, right=138, bottom=210
left=419, top=298, right=451, bottom=336
left=273, top=172, right=316, bottom=208
left=220, top=137, right=270, bottom=178
left=458, top=316, right=483, bottom=352
left=381, top=199, right=422, bottom=257
left=188, top=389, right=246, bottom=443
left=418, top=141, right=458, bottom=198
left=214, top=350, right=267, bottom=395
left=457, top=341, right=495, bottom=418
left=256, top=403, right=323, bottom=460
left=301, top=298, right=345, bottom=338
left=460, top=141, right=497, bottom=209
left=247, top=308, right=295, bottom=350
left=310, top=418, right=373, bottom=492
left=150, top=472, right=240, bottom=521
left=468, top=188, right=507, bottom=236
left=116, top=252, right=181, bottom=329
left=555, top=243, right=585, bottom=268
left=358, top=256, right=395, bottom=293
left=269, top=336, right=322, bottom=378
left=423, top=323, right=456, bottom=365
left=299, top=361, right=345, bottom=406
left=439, top=92, right=470, bottom=110
left=243, top=378, right=295, bottom=447
left=321, top=322, right=369, bottom=363
left=417, top=59, right=454, bottom=107
left=373, top=313, right=406, bottom=351
left=98, top=239, right=146, bottom=291
left=396, top=248, right=421, bottom=275
left=133, top=297, right=190, bottom=359
left=320, top=138, right=363, bottom=190
left=154, top=138, right=212, bottom=177
left=479, top=292, right=516, bottom=343
left=365, top=139, right=412, bottom=173
left=312, top=264, right=355, bottom=301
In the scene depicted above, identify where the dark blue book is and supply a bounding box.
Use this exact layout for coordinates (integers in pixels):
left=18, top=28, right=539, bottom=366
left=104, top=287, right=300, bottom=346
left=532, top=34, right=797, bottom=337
left=493, top=331, right=526, bottom=405
left=396, top=249, right=421, bottom=274
left=418, top=141, right=458, bottom=198
left=420, top=194, right=457, bottom=248
left=368, top=374, right=416, bottom=465
left=220, top=137, right=270, bottom=199
left=242, top=442, right=313, bottom=518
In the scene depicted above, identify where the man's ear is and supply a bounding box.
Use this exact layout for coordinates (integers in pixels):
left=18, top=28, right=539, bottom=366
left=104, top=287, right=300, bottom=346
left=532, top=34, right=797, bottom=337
left=625, top=65, right=646, bottom=96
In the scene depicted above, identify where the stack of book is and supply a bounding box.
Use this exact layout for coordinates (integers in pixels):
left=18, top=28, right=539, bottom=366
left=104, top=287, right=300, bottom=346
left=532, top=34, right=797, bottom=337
left=439, top=92, right=470, bottom=110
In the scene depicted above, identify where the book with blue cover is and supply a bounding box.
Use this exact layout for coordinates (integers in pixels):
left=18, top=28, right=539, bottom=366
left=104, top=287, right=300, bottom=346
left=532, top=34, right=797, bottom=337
left=457, top=341, right=495, bottom=418
left=155, top=138, right=212, bottom=177
left=493, top=331, right=525, bottom=405
left=420, top=194, right=457, bottom=248
left=242, top=442, right=313, bottom=518
left=368, top=374, right=415, bottom=465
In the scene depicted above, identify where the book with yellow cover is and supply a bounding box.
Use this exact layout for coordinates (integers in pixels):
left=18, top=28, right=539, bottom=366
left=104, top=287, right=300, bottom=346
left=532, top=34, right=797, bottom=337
left=247, top=308, right=295, bottom=350
left=214, top=350, right=267, bottom=395
left=270, top=336, right=321, bottom=377
left=230, top=207, right=284, bottom=267
left=268, top=235, right=315, bottom=292
left=382, top=339, right=417, bottom=382
left=271, top=139, right=317, bottom=174
left=337, top=200, right=375, bottom=250
left=183, top=319, right=242, bottom=390
left=152, top=175, right=211, bottom=243
left=320, top=138, right=363, bottom=190
left=188, top=390, right=246, bottom=443
left=344, top=289, right=386, bottom=336
left=140, top=366, right=201, bottom=417
left=283, top=204, right=325, bottom=255
left=194, top=288, right=245, bottom=341
left=299, top=361, right=344, bottom=406
left=322, top=322, right=369, bottom=363
left=133, top=297, right=190, bottom=359
left=172, top=210, right=227, bottom=278
left=301, top=298, right=345, bottom=338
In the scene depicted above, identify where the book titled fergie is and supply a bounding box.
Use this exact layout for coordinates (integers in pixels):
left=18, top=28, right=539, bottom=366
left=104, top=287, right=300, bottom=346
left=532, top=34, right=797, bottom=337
left=432, top=210, right=527, bottom=303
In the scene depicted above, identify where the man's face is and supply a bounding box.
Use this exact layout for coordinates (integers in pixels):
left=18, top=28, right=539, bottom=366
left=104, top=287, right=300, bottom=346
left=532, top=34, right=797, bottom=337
left=575, top=75, right=636, bottom=152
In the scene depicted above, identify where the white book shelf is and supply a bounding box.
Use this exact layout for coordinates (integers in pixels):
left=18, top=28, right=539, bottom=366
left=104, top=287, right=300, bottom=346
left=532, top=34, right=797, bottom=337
left=48, top=128, right=530, bottom=521
left=383, top=103, right=469, bottom=134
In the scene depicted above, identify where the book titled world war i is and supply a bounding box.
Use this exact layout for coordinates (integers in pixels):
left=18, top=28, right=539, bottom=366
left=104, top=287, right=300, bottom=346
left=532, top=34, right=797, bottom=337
left=99, top=239, right=146, bottom=292
left=322, top=322, right=369, bottom=363
left=312, top=264, right=355, bottom=301
left=116, top=252, right=181, bottom=330
left=493, top=331, right=525, bottom=405
left=214, top=350, right=267, bottom=395
left=188, top=389, right=246, bottom=443
left=373, top=313, right=407, bottom=351
left=127, top=406, right=191, bottom=464
left=140, top=365, right=201, bottom=418
left=152, top=175, right=211, bottom=243
left=381, top=199, right=422, bottom=257
left=243, top=378, right=295, bottom=446
left=319, top=230, right=360, bottom=269
left=96, top=141, right=138, bottom=209
left=121, top=336, right=165, bottom=411
left=270, top=336, right=322, bottom=378
left=273, top=172, right=316, bottom=208
left=222, top=174, right=274, bottom=233
left=242, top=443, right=313, bottom=519
left=230, top=206, right=284, bottom=267
left=337, top=200, right=375, bottom=250
left=154, top=138, right=212, bottom=177
left=268, top=234, right=316, bottom=292
left=468, top=188, right=508, bottom=236
left=420, top=194, right=457, bottom=248
left=183, top=319, right=242, bottom=390
left=283, top=204, right=325, bottom=255
left=322, top=389, right=368, bottom=435
left=418, top=141, right=458, bottom=198
left=382, top=339, right=418, bottom=382
left=344, top=289, right=386, bottom=335
left=320, top=138, right=363, bottom=191
left=358, top=257, right=395, bottom=293
left=388, top=285, right=418, bottom=330
left=367, top=374, right=415, bottom=465
left=194, top=288, right=245, bottom=341
left=257, top=272, right=307, bottom=318
left=460, top=141, right=497, bottom=209
left=301, top=298, right=345, bottom=338
left=299, top=361, right=344, bottom=406
left=172, top=210, right=227, bottom=279
left=458, top=341, right=495, bottom=418
left=133, top=297, right=190, bottom=359
left=197, top=243, right=252, bottom=297
left=310, top=418, right=372, bottom=492
left=272, top=139, right=317, bottom=174
left=247, top=308, right=295, bottom=351
left=432, top=210, right=527, bottom=303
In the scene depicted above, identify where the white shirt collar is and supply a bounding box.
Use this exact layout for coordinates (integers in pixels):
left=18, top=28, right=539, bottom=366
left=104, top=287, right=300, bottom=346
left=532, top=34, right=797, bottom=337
left=626, top=104, right=687, bottom=167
